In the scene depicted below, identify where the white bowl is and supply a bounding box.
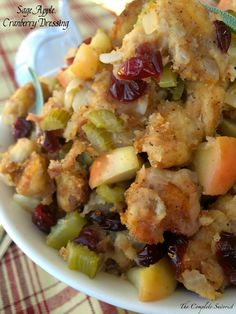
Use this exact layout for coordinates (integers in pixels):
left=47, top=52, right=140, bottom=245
left=0, top=118, right=235, bottom=314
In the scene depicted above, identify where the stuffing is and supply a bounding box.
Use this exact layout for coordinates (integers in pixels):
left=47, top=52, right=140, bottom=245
left=2, top=83, right=36, bottom=125
left=81, top=70, right=118, bottom=116
left=1, top=0, right=236, bottom=302
left=111, top=0, right=145, bottom=47
left=180, top=269, right=221, bottom=300
left=135, top=102, right=203, bottom=168
left=106, top=240, right=134, bottom=272
left=9, top=138, right=37, bottom=163
left=210, top=194, right=236, bottom=232
left=40, top=95, right=63, bottom=117
left=117, top=0, right=235, bottom=83
left=2, top=82, right=50, bottom=125
left=16, top=152, right=54, bottom=198
left=151, top=0, right=234, bottom=82
left=55, top=170, right=89, bottom=212
left=122, top=167, right=200, bottom=244
left=114, top=232, right=138, bottom=261
left=178, top=195, right=236, bottom=300
left=186, top=81, right=226, bottom=137
left=135, top=80, right=225, bottom=169
left=0, top=138, right=37, bottom=186
left=48, top=139, right=97, bottom=180
left=64, top=70, right=116, bottom=141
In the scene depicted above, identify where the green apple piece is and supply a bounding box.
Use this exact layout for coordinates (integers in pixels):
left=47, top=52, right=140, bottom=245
left=127, top=257, right=177, bottom=302
left=89, top=146, right=142, bottom=189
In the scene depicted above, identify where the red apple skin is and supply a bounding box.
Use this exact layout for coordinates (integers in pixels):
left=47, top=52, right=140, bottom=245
left=194, top=137, right=236, bottom=195
left=89, top=154, right=108, bottom=189
left=211, top=137, right=236, bottom=195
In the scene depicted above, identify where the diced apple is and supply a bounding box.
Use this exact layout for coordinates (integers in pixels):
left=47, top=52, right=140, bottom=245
left=193, top=136, right=236, bottom=195
left=70, top=43, right=99, bottom=80
left=57, top=67, right=76, bottom=88
left=89, top=146, right=142, bottom=189
left=90, top=28, right=113, bottom=54
left=127, top=257, right=177, bottom=302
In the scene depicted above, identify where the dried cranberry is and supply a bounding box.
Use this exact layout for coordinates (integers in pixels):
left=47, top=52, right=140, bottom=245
left=166, top=233, right=188, bottom=277
left=118, top=53, right=163, bottom=81
left=215, top=232, right=236, bottom=285
left=86, top=210, right=104, bottom=225
left=104, top=212, right=126, bottom=231
left=136, top=43, right=163, bottom=74
left=86, top=210, right=126, bottom=232
left=42, top=130, right=62, bottom=153
left=13, top=117, right=33, bottom=141
left=151, top=52, right=163, bottom=77
left=109, top=74, right=147, bottom=102
left=118, top=57, right=155, bottom=80
left=136, top=42, right=153, bottom=59
left=138, top=243, right=166, bottom=267
left=74, top=226, right=101, bottom=251
left=32, top=204, right=57, bottom=234
left=214, top=20, right=231, bottom=53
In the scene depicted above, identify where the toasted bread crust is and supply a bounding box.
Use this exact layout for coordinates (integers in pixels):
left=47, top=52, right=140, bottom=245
left=111, top=0, right=145, bottom=47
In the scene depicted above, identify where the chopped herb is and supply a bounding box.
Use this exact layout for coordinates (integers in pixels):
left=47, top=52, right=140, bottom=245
left=28, top=67, right=44, bottom=115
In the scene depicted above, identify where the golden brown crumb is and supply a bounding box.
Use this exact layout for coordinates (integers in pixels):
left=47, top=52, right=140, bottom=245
left=178, top=194, right=236, bottom=300
left=111, top=0, right=145, bottom=47
left=56, top=170, right=89, bottom=212
left=122, top=167, right=200, bottom=243
left=16, top=152, right=55, bottom=198
left=135, top=103, right=203, bottom=168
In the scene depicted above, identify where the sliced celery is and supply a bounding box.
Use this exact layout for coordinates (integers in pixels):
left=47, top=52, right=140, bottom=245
left=87, top=109, right=124, bottom=132
left=82, top=122, right=113, bottom=152
left=46, top=212, right=87, bottom=249
left=218, top=118, right=236, bottom=137
left=40, top=108, right=71, bottom=131
left=67, top=242, right=100, bottom=278
left=96, top=184, right=125, bottom=203
left=159, top=66, right=178, bottom=88
left=171, top=79, right=185, bottom=101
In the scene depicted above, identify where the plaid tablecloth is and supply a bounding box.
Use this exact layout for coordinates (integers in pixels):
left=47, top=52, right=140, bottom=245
left=0, top=1, right=136, bottom=313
